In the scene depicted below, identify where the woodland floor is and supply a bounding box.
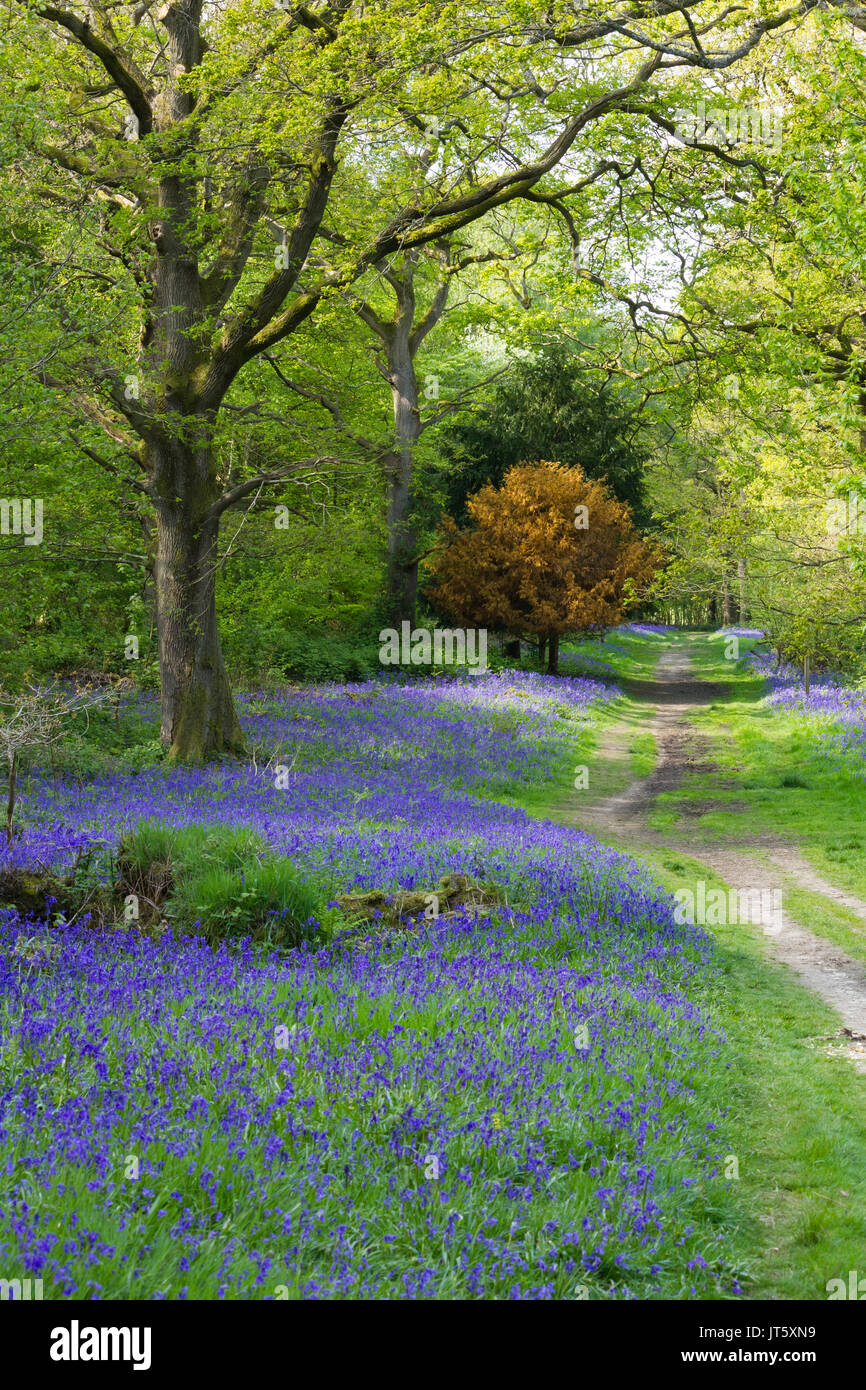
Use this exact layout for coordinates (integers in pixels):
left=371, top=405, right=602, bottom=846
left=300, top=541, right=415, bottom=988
left=553, top=638, right=866, bottom=1066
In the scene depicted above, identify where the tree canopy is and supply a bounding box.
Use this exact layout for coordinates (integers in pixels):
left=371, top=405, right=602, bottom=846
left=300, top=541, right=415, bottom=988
left=5, top=3, right=866, bottom=731
left=441, top=343, right=651, bottom=527
left=426, top=461, right=657, bottom=672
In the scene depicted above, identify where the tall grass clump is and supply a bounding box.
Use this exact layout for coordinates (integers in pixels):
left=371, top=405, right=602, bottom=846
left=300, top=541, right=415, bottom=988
left=166, top=857, right=326, bottom=947
left=116, top=819, right=325, bottom=946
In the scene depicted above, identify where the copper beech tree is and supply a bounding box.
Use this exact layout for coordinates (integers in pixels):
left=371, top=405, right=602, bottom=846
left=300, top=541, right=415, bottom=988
left=426, top=462, right=657, bottom=674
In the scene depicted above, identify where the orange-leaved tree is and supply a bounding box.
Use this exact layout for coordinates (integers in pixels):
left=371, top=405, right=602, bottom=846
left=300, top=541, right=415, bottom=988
left=425, top=461, right=658, bottom=673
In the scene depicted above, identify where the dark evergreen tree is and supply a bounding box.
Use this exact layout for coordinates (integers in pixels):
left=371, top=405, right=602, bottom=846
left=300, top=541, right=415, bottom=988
left=441, top=345, right=650, bottom=528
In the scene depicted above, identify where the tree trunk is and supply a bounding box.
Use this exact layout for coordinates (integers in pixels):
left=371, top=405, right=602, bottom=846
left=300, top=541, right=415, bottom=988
left=383, top=289, right=426, bottom=628
left=737, top=557, right=747, bottom=622
left=154, top=482, right=244, bottom=762
left=361, top=249, right=453, bottom=630
left=722, top=574, right=734, bottom=626
left=6, top=750, right=17, bottom=846
left=503, top=638, right=521, bottom=658
left=137, top=510, right=158, bottom=642
left=384, top=441, right=419, bottom=629
left=546, top=632, right=560, bottom=675
left=538, top=636, right=547, bottom=669
left=803, top=652, right=811, bottom=694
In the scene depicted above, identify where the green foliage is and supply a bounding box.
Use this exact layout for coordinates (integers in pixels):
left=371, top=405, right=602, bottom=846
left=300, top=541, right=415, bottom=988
left=215, top=494, right=384, bottom=684
left=269, top=631, right=376, bottom=683
left=27, top=702, right=165, bottom=780
left=167, top=857, right=325, bottom=949
left=117, top=819, right=326, bottom=947
left=118, top=819, right=264, bottom=879
left=440, top=344, right=650, bottom=527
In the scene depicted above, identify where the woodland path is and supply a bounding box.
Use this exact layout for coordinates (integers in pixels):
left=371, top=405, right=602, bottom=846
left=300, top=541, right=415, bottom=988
left=558, top=643, right=866, bottom=1069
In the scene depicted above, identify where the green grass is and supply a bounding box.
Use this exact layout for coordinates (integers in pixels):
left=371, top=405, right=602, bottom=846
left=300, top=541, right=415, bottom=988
left=630, top=730, right=657, bottom=777
left=118, top=819, right=265, bottom=876
left=116, top=818, right=329, bottom=946
left=781, top=884, right=866, bottom=969
left=167, top=857, right=327, bottom=947
left=496, top=627, right=668, bottom=820
left=653, top=634, right=866, bottom=902
left=519, top=625, right=866, bottom=1299
left=562, top=625, right=671, bottom=681
left=645, top=852, right=866, bottom=1300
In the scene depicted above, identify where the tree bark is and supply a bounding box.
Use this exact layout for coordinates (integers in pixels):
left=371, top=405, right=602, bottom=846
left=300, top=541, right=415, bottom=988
left=722, top=574, right=734, bottom=625
left=364, top=297, right=422, bottom=629
left=152, top=450, right=244, bottom=761
left=384, top=414, right=420, bottom=629
left=356, top=249, right=454, bottom=629
left=737, top=557, right=747, bottom=622
left=546, top=632, right=560, bottom=675
left=383, top=309, right=422, bottom=628
left=538, top=636, right=547, bottom=669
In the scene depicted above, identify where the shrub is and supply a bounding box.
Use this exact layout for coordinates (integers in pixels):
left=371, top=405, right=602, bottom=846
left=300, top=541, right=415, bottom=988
left=116, top=820, right=266, bottom=922
left=272, top=631, right=375, bottom=683
left=116, top=819, right=325, bottom=946
left=0, top=682, right=113, bottom=844
left=118, top=819, right=264, bottom=875
left=167, top=857, right=326, bottom=947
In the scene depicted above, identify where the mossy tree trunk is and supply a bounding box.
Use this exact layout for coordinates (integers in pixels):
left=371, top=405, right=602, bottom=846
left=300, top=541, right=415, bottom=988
left=152, top=444, right=244, bottom=761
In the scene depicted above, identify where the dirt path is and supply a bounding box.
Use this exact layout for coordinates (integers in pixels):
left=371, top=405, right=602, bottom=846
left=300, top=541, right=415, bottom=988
left=564, top=644, right=866, bottom=1068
